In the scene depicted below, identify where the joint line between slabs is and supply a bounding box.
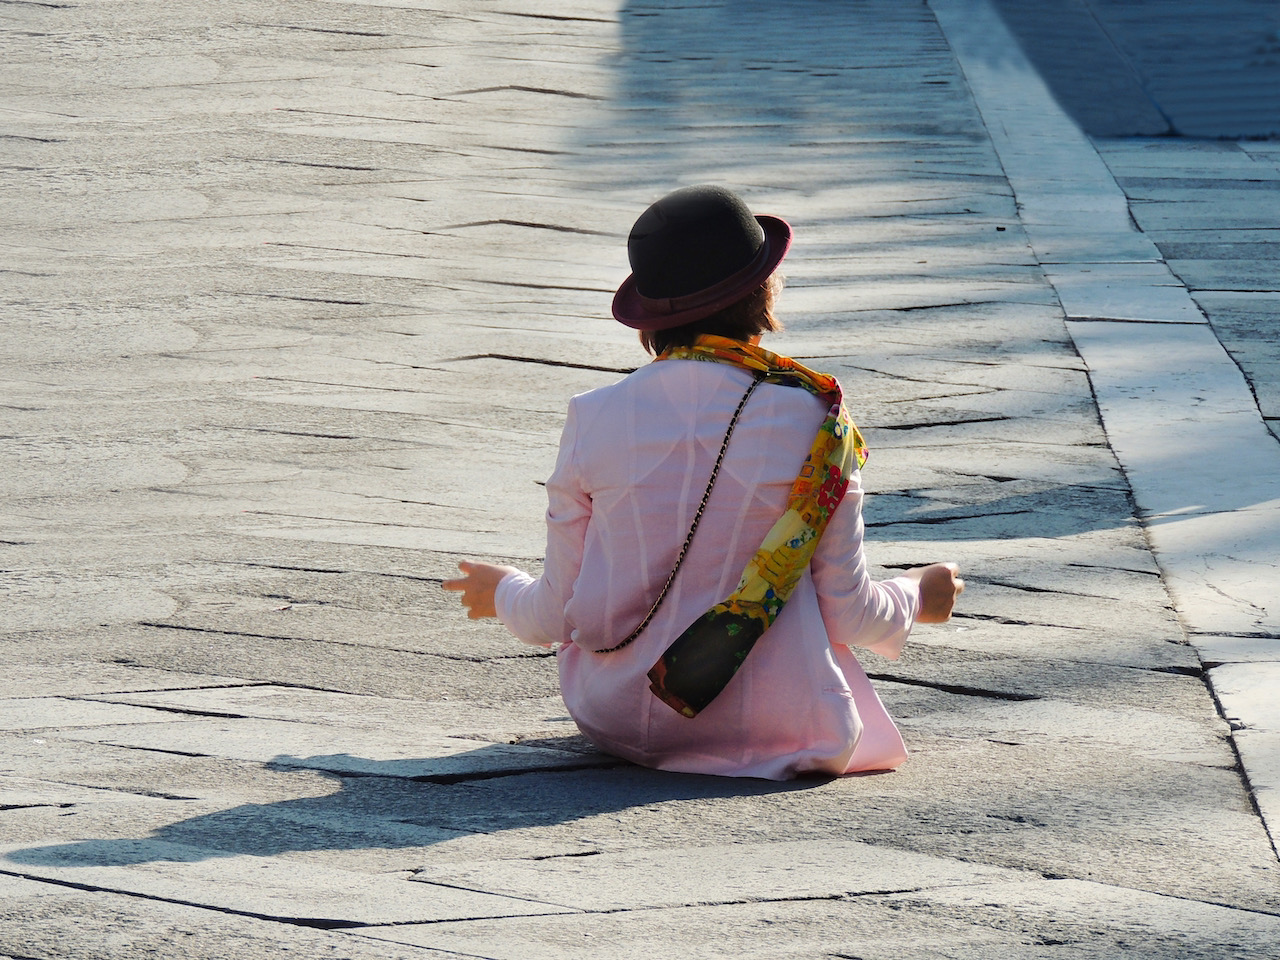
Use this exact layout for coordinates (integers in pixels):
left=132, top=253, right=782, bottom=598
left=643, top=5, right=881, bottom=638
left=135, top=620, right=552, bottom=663
left=1199, top=674, right=1280, bottom=862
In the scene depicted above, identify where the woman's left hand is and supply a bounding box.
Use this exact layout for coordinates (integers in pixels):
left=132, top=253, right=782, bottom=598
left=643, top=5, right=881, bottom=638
left=904, top=562, right=965, bottom=623
left=442, top=561, right=519, bottom=619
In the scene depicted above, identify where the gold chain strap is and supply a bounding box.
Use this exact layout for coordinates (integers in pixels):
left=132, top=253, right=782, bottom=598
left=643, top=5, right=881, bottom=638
left=597, top=373, right=764, bottom=654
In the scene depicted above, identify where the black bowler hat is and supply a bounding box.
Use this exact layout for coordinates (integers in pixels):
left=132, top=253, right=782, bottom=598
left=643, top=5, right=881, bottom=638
left=612, top=185, right=791, bottom=331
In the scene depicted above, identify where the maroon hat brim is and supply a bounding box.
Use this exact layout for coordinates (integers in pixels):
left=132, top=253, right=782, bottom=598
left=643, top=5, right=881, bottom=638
left=612, top=215, right=792, bottom=331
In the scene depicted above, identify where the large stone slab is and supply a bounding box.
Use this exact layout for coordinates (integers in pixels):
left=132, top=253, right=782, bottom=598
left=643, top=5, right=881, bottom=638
left=0, top=664, right=251, bottom=699
left=0, top=872, right=458, bottom=960
left=903, top=697, right=1229, bottom=766
left=1043, top=262, right=1205, bottom=323
left=930, top=0, right=1280, bottom=859
left=361, top=871, right=1280, bottom=959
left=359, top=895, right=1025, bottom=960
left=928, top=0, right=1204, bottom=325
left=886, top=876, right=1280, bottom=956
left=410, top=838, right=1020, bottom=912
left=49, top=717, right=610, bottom=780
left=1, top=840, right=566, bottom=926
left=0, top=777, right=139, bottom=810
left=1098, top=141, right=1280, bottom=180
left=1211, top=661, right=1280, bottom=854
left=0, top=699, right=187, bottom=733
left=1065, top=320, right=1280, bottom=639
left=90, top=685, right=578, bottom=739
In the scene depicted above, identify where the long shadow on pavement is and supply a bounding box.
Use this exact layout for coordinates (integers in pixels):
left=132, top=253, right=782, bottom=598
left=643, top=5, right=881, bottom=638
left=4, top=748, right=840, bottom=868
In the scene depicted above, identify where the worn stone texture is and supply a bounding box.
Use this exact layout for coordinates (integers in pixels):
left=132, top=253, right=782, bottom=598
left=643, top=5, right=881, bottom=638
left=992, top=0, right=1280, bottom=139
left=935, top=0, right=1280, bottom=856
left=3, top=0, right=1278, bottom=958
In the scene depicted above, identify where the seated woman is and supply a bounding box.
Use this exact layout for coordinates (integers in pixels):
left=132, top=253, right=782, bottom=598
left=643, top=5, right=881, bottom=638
left=444, top=185, right=963, bottom=780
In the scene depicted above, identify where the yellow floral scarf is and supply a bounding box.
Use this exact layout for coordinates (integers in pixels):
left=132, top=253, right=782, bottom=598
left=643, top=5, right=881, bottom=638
left=646, top=335, right=868, bottom=717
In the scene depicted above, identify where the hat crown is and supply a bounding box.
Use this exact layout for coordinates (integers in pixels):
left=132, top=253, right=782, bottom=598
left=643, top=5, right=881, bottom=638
left=628, top=186, right=766, bottom=300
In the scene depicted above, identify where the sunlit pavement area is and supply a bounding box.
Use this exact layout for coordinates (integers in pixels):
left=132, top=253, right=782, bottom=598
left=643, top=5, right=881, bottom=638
left=2, top=1, right=1278, bottom=957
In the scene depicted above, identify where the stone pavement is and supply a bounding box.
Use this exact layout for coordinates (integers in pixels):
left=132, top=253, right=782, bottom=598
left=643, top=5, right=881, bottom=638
left=1, top=1, right=1277, bottom=957
left=990, top=0, right=1280, bottom=139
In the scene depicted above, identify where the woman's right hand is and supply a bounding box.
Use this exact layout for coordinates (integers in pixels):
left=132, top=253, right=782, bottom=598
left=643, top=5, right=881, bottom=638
left=442, top=561, right=520, bottom=620
left=905, top=562, right=964, bottom=623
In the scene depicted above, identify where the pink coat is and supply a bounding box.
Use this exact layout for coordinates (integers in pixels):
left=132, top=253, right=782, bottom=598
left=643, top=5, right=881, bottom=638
left=495, top=357, right=919, bottom=779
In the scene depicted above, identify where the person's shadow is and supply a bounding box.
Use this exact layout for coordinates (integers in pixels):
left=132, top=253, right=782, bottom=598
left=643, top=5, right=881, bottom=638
left=5, top=746, right=834, bottom=868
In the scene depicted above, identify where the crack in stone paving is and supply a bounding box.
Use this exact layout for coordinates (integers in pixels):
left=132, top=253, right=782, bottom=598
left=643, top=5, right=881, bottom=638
left=946, top=471, right=1113, bottom=488
left=883, top=389, right=1001, bottom=402
left=241, top=158, right=379, bottom=171
left=0, top=804, right=74, bottom=813
left=239, top=293, right=370, bottom=305
left=1201, top=577, right=1268, bottom=614
left=135, top=620, right=551, bottom=663
left=521, top=849, right=603, bottom=861
left=264, top=241, right=445, bottom=260
left=137, top=622, right=301, bottom=643
left=0, top=867, right=370, bottom=930
left=1146, top=664, right=1205, bottom=678
left=1072, top=315, right=1205, bottom=327
left=872, top=415, right=1013, bottom=430
left=257, top=24, right=392, bottom=38
left=950, top=612, right=1089, bottom=630
left=262, top=593, right=333, bottom=606
left=864, top=673, right=1039, bottom=701
left=237, top=427, right=362, bottom=440
left=885, top=568, right=1136, bottom=604
left=340, top=357, right=450, bottom=372
left=473, top=144, right=570, bottom=157
left=332, top=761, right=624, bottom=785
left=217, top=561, right=369, bottom=576
left=478, top=278, right=611, bottom=292
left=1201, top=677, right=1280, bottom=858
left=438, top=353, right=636, bottom=374
left=247, top=569, right=446, bottom=584
left=343, top=493, right=460, bottom=508
left=424, top=217, right=613, bottom=233
left=276, top=108, right=440, bottom=125
left=491, top=10, right=615, bottom=22
left=80, top=743, right=212, bottom=761
left=964, top=577, right=1127, bottom=600
left=71, top=697, right=263, bottom=723
left=242, top=511, right=495, bottom=530
left=1066, top=561, right=1162, bottom=577
left=8, top=780, right=197, bottom=801
left=396, top=887, right=920, bottom=924
left=1194, top=630, right=1280, bottom=641
left=255, top=376, right=507, bottom=398
left=865, top=508, right=1035, bottom=527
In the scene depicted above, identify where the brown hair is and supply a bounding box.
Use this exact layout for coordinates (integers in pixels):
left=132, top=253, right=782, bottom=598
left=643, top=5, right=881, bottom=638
left=639, top=273, right=784, bottom=355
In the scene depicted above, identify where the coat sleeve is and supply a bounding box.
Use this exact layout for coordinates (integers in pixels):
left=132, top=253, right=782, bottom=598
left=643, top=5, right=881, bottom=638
left=810, top=468, right=920, bottom=659
left=494, top=398, right=590, bottom=647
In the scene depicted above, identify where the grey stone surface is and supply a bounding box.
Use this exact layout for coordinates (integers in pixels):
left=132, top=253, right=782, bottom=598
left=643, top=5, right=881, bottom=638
left=936, top=0, right=1280, bottom=863
left=3, top=0, right=1279, bottom=957
left=410, top=839, right=1021, bottom=911
left=48, top=718, right=606, bottom=778
left=0, top=874, right=460, bottom=960
left=992, top=0, right=1280, bottom=139
left=361, top=875, right=1280, bottom=959
left=1096, top=147, right=1280, bottom=432
left=2, top=837, right=567, bottom=926
left=885, top=878, right=1280, bottom=958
